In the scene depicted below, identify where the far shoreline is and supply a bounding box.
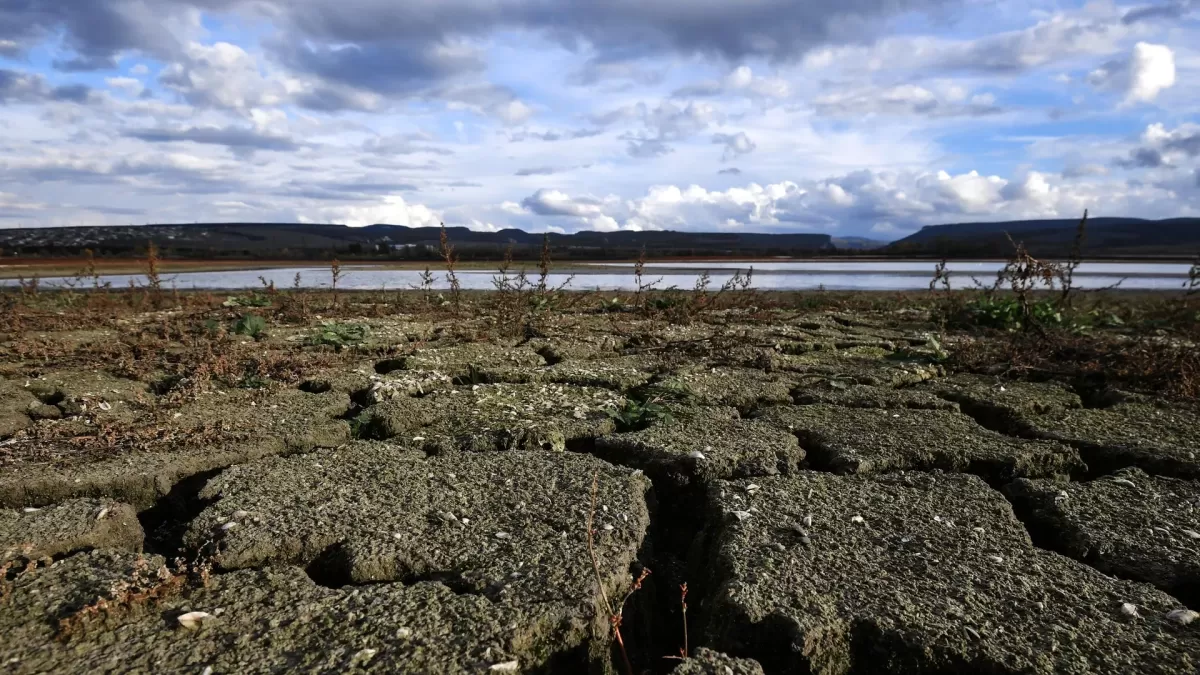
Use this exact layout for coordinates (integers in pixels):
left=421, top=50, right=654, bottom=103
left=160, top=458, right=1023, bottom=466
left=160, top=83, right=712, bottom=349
left=0, top=254, right=1195, bottom=280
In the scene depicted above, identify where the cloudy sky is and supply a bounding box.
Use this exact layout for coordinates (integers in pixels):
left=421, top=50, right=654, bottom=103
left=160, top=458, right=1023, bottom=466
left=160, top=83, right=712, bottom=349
left=0, top=0, right=1197, bottom=238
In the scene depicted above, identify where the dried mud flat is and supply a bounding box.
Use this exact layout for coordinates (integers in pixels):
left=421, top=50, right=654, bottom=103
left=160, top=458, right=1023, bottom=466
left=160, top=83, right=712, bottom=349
left=1, top=300, right=1199, bottom=674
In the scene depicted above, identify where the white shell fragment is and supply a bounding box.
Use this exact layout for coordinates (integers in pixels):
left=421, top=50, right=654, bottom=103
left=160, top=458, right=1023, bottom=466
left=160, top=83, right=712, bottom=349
left=1120, top=603, right=1140, bottom=619
left=1111, top=478, right=1136, bottom=488
left=1182, top=529, right=1200, bottom=540
left=495, top=532, right=510, bottom=539
left=851, top=515, right=865, bottom=524
left=490, top=661, right=520, bottom=672
left=177, top=611, right=214, bottom=630
left=1165, top=609, right=1198, bottom=626
left=687, top=450, right=706, bottom=460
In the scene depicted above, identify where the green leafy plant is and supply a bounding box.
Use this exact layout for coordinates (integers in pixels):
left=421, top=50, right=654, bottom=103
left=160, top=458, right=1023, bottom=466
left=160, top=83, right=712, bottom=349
left=305, top=321, right=369, bottom=349
left=599, top=296, right=626, bottom=313
left=236, top=369, right=269, bottom=390
left=233, top=314, right=267, bottom=338
left=223, top=293, right=271, bottom=308
left=606, top=398, right=672, bottom=432
left=963, top=296, right=1063, bottom=331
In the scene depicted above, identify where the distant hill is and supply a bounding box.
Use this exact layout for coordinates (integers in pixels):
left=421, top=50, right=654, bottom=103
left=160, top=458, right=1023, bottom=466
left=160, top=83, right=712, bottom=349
left=831, top=236, right=888, bottom=250
left=887, top=217, right=1200, bottom=258
left=0, top=223, right=835, bottom=261
left=0, top=216, right=1196, bottom=261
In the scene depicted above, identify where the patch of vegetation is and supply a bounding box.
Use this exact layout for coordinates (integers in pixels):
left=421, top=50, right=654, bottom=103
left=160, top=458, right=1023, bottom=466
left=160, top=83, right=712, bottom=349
left=232, top=314, right=267, bottom=338
left=606, top=397, right=673, bottom=432
left=305, top=321, right=369, bottom=349
left=223, top=292, right=271, bottom=308
left=963, top=296, right=1063, bottom=331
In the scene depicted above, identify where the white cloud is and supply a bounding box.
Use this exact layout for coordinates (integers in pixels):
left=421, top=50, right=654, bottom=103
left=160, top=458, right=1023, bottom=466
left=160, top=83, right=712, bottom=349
left=712, top=132, right=757, bottom=161
left=508, top=167, right=1149, bottom=233
left=1127, top=42, right=1176, bottom=103
left=297, top=194, right=441, bottom=227
left=1087, top=42, right=1176, bottom=104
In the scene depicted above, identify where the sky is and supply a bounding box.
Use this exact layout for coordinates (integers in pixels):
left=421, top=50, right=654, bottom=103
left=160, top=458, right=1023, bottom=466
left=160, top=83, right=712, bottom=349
left=0, top=0, right=1197, bottom=239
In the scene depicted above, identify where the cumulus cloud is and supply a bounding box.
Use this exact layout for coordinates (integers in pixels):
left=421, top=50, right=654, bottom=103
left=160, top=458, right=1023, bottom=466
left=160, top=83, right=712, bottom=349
left=160, top=41, right=291, bottom=112
left=124, top=124, right=302, bottom=155
left=813, top=83, right=1000, bottom=117
left=1088, top=42, right=1176, bottom=104
left=1126, top=42, right=1175, bottom=103
left=511, top=168, right=1114, bottom=233
left=674, top=65, right=790, bottom=100
left=1114, top=122, right=1200, bottom=169
left=712, top=132, right=756, bottom=161
left=0, top=69, right=95, bottom=104
left=297, top=194, right=441, bottom=227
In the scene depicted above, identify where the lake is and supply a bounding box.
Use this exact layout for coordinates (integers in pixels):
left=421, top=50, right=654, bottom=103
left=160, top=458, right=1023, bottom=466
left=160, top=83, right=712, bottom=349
left=0, top=260, right=1192, bottom=292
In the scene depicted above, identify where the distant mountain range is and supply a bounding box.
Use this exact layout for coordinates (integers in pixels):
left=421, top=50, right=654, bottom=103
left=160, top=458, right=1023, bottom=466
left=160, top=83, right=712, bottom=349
left=886, top=217, right=1200, bottom=258
left=0, top=217, right=1197, bottom=260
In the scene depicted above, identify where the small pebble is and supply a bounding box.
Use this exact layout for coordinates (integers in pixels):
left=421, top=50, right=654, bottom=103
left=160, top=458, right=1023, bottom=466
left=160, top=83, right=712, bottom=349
left=602, top=524, right=614, bottom=531
left=988, top=555, right=1004, bottom=564
left=1120, top=603, right=1140, bottom=619
left=490, top=661, right=519, bottom=672
left=802, top=514, right=812, bottom=527
left=851, top=515, right=865, bottom=524
left=177, top=611, right=214, bottom=630
left=688, top=450, right=706, bottom=460
left=1182, top=529, right=1200, bottom=540
left=495, top=532, right=510, bottom=539
left=219, top=522, right=238, bottom=532
left=231, top=510, right=249, bottom=520
left=731, top=510, right=752, bottom=522
left=1165, top=609, right=1198, bottom=626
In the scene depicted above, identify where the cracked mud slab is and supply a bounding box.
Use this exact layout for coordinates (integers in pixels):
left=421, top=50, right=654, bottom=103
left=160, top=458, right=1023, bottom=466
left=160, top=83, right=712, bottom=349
left=669, top=648, right=764, bottom=675
left=656, top=367, right=793, bottom=412
left=758, top=404, right=1082, bottom=481
left=1015, top=402, right=1200, bottom=478
left=923, top=373, right=1082, bottom=432
left=594, top=417, right=803, bottom=482
left=703, top=471, right=1200, bottom=674
left=474, top=355, right=659, bottom=392
left=1006, top=468, right=1200, bottom=607
left=0, top=387, right=351, bottom=508
left=0, top=550, right=617, bottom=674
left=397, top=344, right=546, bottom=380
left=185, top=444, right=650, bottom=605
left=360, top=383, right=622, bottom=452
left=0, top=377, right=38, bottom=438
left=1, top=498, right=142, bottom=563
left=790, top=382, right=958, bottom=410
left=769, top=347, right=944, bottom=388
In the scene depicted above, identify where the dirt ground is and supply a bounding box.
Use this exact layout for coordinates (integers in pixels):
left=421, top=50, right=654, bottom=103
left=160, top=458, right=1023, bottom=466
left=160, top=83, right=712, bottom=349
left=1, top=287, right=1198, bottom=674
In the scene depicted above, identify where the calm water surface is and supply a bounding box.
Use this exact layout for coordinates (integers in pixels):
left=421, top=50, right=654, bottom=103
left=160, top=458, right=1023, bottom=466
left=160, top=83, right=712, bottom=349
left=0, top=261, right=1190, bottom=291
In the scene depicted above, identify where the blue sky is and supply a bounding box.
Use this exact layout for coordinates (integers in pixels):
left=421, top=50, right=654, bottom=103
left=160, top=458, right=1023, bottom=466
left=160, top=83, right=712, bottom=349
left=0, top=0, right=1197, bottom=239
